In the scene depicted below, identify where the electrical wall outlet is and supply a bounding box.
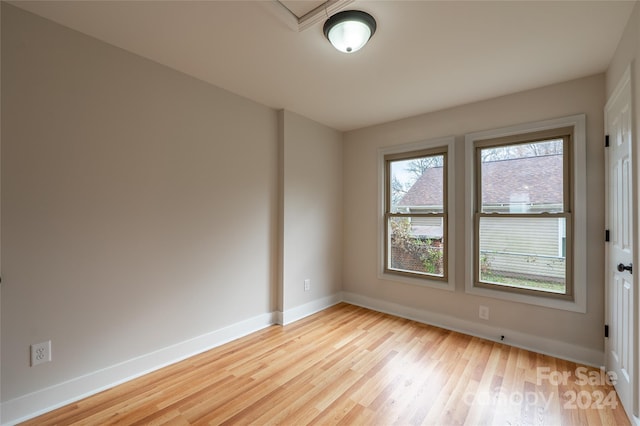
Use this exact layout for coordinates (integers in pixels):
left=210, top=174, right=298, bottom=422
left=31, top=340, right=51, bottom=366
left=479, top=305, right=489, bottom=320
left=304, top=279, right=311, bottom=291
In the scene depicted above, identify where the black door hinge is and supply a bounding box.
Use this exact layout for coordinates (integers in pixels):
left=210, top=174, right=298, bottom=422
left=605, top=324, right=609, bottom=338
left=605, top=230, right=610, bottom=242
left=605, top=135, right=610, bottom=147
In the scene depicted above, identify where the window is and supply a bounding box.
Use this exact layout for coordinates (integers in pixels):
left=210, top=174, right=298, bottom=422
left=384, top=147, right=448, bottom=281
left=465, top=115, right=586, bottom=312
left=475, top=129, right=572, bottom=297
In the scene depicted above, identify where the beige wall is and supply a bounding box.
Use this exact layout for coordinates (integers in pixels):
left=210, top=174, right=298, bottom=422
left=606, top=1, right=639, bottom=99
left=279, top=110, right=343, bottom=314
left=1, top=5, right=345, bottom=419
left=2, top=3, right=280, bottom=402
left=343, top=74, right=606, bottom=353
left=2, top=0, right=633, bottom=421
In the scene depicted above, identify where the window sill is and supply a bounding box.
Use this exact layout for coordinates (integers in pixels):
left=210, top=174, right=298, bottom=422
left=465, top=281, right=586, bottom=313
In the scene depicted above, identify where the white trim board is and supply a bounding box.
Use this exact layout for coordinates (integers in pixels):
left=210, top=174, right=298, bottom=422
left=1, top=312, right=277, bottom=426
left=1, top=293, right=343, bottom=426
left=463, top=114, right=588, bottom=312
left=342, top=291, right=604, bottom=367
left=377, top=136, right=456, bottom=292
left=279, top=293, right=343, bottom=325
left=2, top=290, right=602, bottom=424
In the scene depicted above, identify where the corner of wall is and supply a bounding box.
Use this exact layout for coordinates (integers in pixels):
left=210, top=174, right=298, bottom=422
left=281, top=293, right=343, bottom=325
left=279, top=110, right=343, bottom=314
left=277, top=109, right=285, bottom=314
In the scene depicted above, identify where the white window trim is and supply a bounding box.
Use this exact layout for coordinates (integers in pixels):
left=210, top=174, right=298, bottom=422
left=378, top=136, right=456, bottom=291
left=464, top=114, right=587, bottom=312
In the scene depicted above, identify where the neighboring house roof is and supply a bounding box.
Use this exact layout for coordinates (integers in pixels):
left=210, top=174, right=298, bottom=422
left=399, top=167, right=444, bottom=207
left=400, top=154, right=563, bottom=207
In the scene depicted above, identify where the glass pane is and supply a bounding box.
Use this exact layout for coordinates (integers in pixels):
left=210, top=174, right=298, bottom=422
left=480, top=139, right=563, bottom=213
left=479, top=216, right=566, bottom=293
left=389, top=216, right=444, bottom=277
left=390, top=155, right=444, bottom=213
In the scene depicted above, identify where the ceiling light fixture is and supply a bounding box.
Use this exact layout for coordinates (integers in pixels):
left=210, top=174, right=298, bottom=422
left=323, top=10, right=376, bottom=53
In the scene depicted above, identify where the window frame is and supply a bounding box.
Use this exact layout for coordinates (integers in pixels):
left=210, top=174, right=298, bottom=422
left=473, top=128, right=573, bottom=299
left=385, top=147, right=448, bottom=280
left=378, top=137, right=455, bottom=291
left=465, top=115, right=587, bottom=312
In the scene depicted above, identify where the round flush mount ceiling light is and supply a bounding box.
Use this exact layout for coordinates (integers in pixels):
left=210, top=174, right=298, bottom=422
left=323, top=10, right=377, bottom=53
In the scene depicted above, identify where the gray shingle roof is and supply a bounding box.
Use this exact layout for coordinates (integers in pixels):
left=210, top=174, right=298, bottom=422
left=399, top=167, right=443, bottom=207
left=399, top=154, right=563, bottom=207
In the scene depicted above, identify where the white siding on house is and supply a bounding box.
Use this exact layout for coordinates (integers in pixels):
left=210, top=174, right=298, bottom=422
left=409, top=216, right=444, bottom=240
left=411, top=216, right=442, bottom=228
left=479, top=216, right=565, bottom=280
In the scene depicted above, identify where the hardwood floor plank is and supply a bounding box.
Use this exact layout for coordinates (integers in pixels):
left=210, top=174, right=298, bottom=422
left=21, top=303, right=630, bottom=426
left=247, top=382, right=316, bottom=425
left=334, top=402, right=371, bottom=425
left=463, top=341, right=501, bottom=426
left=392, top=362, right=441, bottom=425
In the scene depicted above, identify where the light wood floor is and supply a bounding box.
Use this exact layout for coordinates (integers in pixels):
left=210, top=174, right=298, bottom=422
left=23, top=303, right=629, bottom=425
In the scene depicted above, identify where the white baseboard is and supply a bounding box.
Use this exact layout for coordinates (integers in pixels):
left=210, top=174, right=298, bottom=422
left=2, top=290, right=604, bottom=425
left=280, top=293, right=343, bottom=325
left=342, top=291, right=604, bottom=367
left=2, top=291, right=344, bottom=426
left=1, top=311, right=278, bottom=426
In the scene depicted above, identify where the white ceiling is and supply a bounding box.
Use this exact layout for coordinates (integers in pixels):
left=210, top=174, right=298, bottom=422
left=10, top=0, right=636, bottom=131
